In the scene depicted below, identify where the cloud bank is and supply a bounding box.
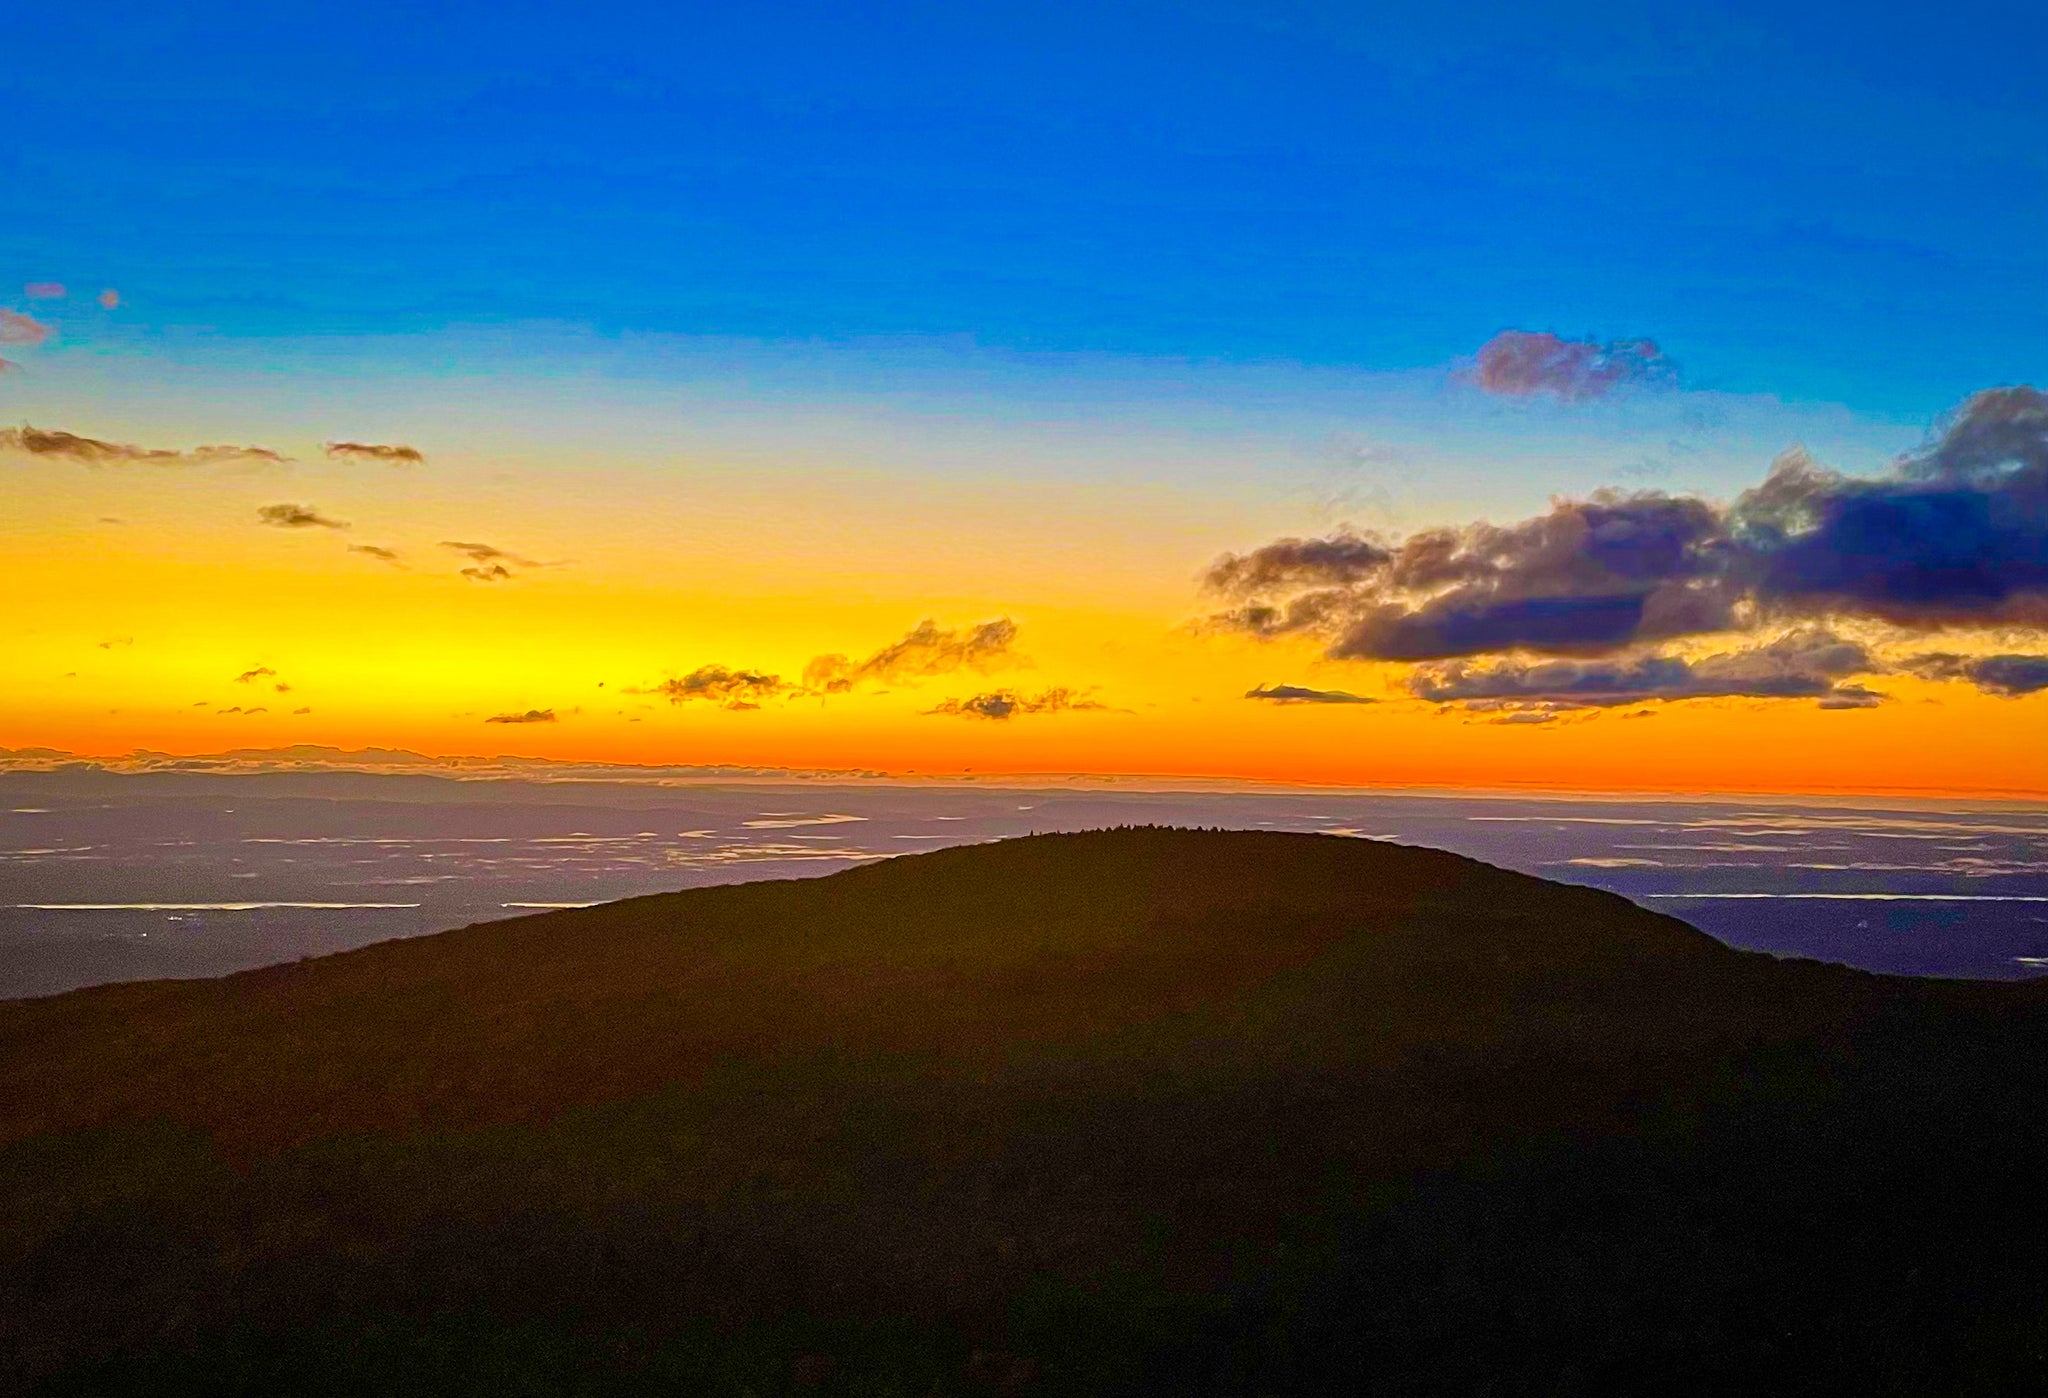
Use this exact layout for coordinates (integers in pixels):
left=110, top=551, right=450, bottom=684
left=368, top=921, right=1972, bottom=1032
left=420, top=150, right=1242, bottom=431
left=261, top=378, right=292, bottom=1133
left=1208, top=385, right=2048, bottom=710
left=1409, top=629, right=1883, bottom=710
left=1905, top=652, right=2048, bottom=698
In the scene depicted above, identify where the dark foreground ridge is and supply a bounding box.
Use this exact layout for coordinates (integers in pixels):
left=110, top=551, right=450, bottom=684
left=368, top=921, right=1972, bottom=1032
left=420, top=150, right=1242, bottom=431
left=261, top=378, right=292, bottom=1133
left=4, top=828, right=2046, bottom=1394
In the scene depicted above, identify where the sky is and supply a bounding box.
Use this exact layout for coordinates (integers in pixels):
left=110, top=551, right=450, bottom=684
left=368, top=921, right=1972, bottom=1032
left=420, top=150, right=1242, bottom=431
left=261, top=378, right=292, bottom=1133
left=5, top=0, right=2047, bottom=796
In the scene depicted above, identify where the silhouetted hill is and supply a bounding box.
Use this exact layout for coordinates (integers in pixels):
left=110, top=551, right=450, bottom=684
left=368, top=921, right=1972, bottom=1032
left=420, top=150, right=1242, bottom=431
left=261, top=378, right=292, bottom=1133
left=4, top=829, right=2046, bottom=1394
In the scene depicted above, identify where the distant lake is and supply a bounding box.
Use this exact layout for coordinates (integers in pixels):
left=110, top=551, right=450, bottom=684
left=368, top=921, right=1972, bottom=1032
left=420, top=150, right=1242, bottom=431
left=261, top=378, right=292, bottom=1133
left=5, top=770, right=2046, bottom=998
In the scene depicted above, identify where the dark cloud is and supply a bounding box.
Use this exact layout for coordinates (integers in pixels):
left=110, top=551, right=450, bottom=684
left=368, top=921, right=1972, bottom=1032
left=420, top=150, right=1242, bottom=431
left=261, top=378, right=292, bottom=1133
left=258, top=503, right=348, bottom=530
left=234, top=667, right=277, bottom=684
left=0, top=309, right=51, bottom=346
left=1244, top=684, right=1376, bottom=705
left=1469, top=330, right=1674, bottom=401
left=325, top=440, right=425, bottom=465
left=925, top=687, right=1104, bottom=720
left=1409, top=629, right=1882, bottom=710
left=348, top=544, right=401, bottom=563
left=0, top=425, right=286, bottom=465
left=804, top=618, right=1020, bottom=693
left=1207, top=491, right=1735, bottom=661
left=485, top=709, right=557, bottom=724
left=1206, top=532, right=1393, bottom=596
left=462, top=564, right=513, bottom=582
left=1905, top=652, right=2048, bottom=698
left=1207, top=386, right=2048, bottom=662
left=1736, top=387, right=2048, bottom=628
left=635, top=666, right=790, bottom=709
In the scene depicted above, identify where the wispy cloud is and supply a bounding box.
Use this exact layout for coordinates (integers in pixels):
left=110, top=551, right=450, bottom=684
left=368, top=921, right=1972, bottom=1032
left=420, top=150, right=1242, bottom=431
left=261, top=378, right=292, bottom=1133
left=234, top=667, right=277, bottom=684
left=925, top=687, right=1105, bottom=720
left=440, top=540, right=546, bottom=582
left=22, top=283, right=64, bottom=300
left=0, top=425, right=286, bottom=466
left=347, top=544, right=402, bottom=563
left=632, top=666, right=790, bottom=710
left=1467, top=330, right=1675, bottom=401
left=325, top=440, right=424, bottom=465
left=0, top=309, right=51, bottom=347
left=258, top=503, right=348, bottom=530
left=485, top=709, right=557, bottom=724
left=803, top=618, right=1020, bottom=693
left=1244, top=684, right=1376, bottom=705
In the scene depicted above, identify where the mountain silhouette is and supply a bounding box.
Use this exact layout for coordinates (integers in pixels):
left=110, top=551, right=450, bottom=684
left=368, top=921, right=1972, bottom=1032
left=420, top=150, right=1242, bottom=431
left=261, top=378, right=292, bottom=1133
left=4, top=828, right=2046, bottom=1394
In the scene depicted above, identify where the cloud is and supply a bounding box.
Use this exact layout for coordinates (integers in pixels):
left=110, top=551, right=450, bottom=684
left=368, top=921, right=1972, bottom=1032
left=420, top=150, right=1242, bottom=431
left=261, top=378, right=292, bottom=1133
left=925, top=687, right=1105, bottom=720
left=485, top=709, right=557, bottom=724
left=1905, top=652, right=2048, bottom=698
left=635, top=666, right=790, bottom=709
left=23, top=283, right=64, bottom=300
left=1468, top=330, right=1675, bottom=401
left=0, top=425, right=286, bottom=466
left=441, top=541, right=538, bottom=566
left=1206, top=386, right=2048, bottom=663
left=0, top=309, right=51, bottom=346
left=1244, top=684, right=1376, bottom=705
left=1205, top=532, right=1394, bottom=596
left=1409, top=628, right=1883, bottom=710
left=1206, top=491, right=1735, bottom=661
left=1736, top=387, right=2048, bottom=628
left=0, top=359, right=17, bottom=376
left=234, top=667, right=277, bottom=684
left=325, top=440, right=424, bottom=465
left=97, top=289, right=119, bottom=310
left=441, top=540, right=546, bottom=581
left=258, top=503, right=348, bottom=529
left=803, top=618, right=1020, bottom=693
left=348, top=544, right=401, bottom=563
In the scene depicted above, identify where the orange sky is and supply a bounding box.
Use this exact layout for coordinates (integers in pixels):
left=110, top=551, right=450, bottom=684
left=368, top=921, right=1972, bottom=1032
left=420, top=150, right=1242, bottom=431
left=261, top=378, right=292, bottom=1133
left=6, top=417, right=2044, bottom=800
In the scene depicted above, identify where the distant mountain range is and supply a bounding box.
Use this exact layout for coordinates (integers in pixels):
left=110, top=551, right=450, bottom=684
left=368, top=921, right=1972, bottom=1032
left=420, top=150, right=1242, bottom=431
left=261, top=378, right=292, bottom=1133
left=5, top=829, right=2046, bottom=1394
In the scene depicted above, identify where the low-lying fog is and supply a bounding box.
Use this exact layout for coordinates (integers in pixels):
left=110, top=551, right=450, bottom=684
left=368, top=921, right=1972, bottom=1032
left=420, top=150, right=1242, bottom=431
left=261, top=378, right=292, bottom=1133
left=5, top=768, right=2045, bottom=998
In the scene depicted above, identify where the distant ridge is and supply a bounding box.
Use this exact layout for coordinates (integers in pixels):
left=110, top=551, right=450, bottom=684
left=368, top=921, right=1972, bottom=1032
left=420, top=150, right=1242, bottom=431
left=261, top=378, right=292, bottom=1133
left=5, top=828, right=2046, bottom=1394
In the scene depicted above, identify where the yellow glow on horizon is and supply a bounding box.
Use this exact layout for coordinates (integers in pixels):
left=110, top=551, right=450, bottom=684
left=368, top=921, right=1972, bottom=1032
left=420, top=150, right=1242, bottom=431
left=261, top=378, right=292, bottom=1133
left=6, top=441, right=2048, bottom=801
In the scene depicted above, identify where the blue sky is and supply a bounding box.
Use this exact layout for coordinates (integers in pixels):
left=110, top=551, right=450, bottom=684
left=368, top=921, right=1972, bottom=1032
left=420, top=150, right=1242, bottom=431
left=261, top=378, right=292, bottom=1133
left=10, top=0, right=2043, bottom=423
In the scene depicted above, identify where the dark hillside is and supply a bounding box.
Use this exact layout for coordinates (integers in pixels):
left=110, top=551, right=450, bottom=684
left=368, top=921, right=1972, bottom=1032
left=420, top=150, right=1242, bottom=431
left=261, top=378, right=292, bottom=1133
left=4, top=829, right=2046, bottom=1394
